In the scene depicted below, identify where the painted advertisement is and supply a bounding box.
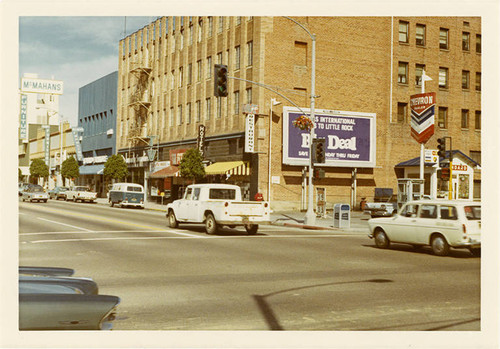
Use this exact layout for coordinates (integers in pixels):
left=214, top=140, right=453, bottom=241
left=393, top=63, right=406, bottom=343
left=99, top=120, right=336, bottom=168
left=283, top=107, right=376, bottom=168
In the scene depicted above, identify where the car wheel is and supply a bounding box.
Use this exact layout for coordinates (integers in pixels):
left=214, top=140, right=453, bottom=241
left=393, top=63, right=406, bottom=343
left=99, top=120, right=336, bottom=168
left=431, top=234, right=450, bottom=256
left=245, top=224, right=258, bottom=235
left=374, top=229, right=390, bottom=249
left=470, top=248, right=481, bottom=257
left=167, top=210, right=178, bottom=228
left=205, top=213, right=218, bottom=235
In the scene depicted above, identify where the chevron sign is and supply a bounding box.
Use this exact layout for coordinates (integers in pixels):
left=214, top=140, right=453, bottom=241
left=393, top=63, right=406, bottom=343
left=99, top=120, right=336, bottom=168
left=410, top=92, right=436, bottom=144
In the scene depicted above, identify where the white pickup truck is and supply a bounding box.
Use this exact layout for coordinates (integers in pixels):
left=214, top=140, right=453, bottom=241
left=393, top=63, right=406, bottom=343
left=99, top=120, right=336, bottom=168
left=65, top=186, right=97, bottom=203
left=165, top=184, right=271, bottom=235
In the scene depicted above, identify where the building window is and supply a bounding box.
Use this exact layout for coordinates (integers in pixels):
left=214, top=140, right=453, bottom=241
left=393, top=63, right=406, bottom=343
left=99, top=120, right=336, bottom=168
left=198, top=21, right=203, bottom=42
left=207, top=56, right=212, bottom=79
left=217, top=97, right=222, bottom=118
left=187, top=63, right=192, bottom=84
left=397, top=102, right=407, bottom=123
left=476, top=34, right=481, bottom=53
left=439, top=67, right=448, bottom=89
left=398, top=21, right=409, bottom=43
left=246, top=88, right=252, bottom=104
left=247, top=41, right=253, bottom=66
left=218, top=16, right=223, bottom=33
left=469, top=150, right=481, bottom=165
left=196, top=100, right=201, bottom=122
left=475, top=72, right=481, bottom=91
left=461, top=109, right=469, bottom=128
left=196, top=60, right=202, bottom=82
left=438, top=107, right=448, bottom=128
left=189, top=25, right=193, bottom=45
left=171, top=36, right=175, bottom=53
left=475, top=111, right=481, bottom=130
left=187, top=102, right=192, bottom=124
left=462, top=70, right=470, bottom=89
left=206, top=98, right=211, bottom=120
left=415, top=64, right=425, bottom=86
left=217, top=52, right=222, bottom=65
left=208, top=17, right=213, bottom=37
left=235, top=45, right=241, bottom=70
left=234, top=91, right=240, bottom=114
left=179, top=66, right=183, bottom=87
left=462, top=32, right=470, bottom=51
left=398, top=61, right=408, bottom=84
left=294, top=41, right=307, bottom=66
left=170, top=70, right=175, bottom=89
left=236, top=16, right=241, bottom=25
left=439, top=28, right=449, bottom=50
left=170, top=107, right=174, bottom=126
left=178, top=105, right=183, bottom=125
left=416, top=24, right=426, bottom=46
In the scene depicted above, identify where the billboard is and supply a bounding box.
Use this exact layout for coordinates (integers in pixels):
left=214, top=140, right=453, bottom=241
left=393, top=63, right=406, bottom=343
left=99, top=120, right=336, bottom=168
left=21, top=77, right=64, bottom=95
left=283, top=107, right=376, bottom=168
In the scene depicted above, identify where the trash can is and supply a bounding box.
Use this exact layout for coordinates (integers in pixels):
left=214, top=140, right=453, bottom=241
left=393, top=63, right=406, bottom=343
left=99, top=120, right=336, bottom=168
left=333, top=203, right=351, bottom=228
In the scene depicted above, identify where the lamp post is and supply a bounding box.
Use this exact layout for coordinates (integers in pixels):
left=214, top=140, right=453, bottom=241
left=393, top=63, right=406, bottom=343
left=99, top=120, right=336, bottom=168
left=268, top=98, right=281, bottom=205
left=284, top=17, right=317, bottom=225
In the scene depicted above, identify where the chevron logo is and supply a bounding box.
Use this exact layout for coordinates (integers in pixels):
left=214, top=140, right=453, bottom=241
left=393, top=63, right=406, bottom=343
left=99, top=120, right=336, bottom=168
left=410, top=92, right=436, bottom=144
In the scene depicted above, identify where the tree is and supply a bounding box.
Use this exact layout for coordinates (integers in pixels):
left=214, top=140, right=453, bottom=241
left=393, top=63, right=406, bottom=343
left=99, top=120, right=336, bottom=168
left=179, top=148, right=205, bottom=183
left=103, top=154, right=128, bottom=181
left=61, top=156, right=80, bottom=181
left=18, top=168, right=23, bottom=182
left=29, top=159, right=49, bottom=179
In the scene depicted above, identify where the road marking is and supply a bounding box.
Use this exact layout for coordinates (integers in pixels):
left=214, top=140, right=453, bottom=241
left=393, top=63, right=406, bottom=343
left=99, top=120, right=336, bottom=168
left=37, top=217, right=93, bottom=232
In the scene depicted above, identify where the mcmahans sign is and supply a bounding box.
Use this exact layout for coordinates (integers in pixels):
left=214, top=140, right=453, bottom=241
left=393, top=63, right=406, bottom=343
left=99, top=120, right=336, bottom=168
left=21, top=77, right=64, bottom=95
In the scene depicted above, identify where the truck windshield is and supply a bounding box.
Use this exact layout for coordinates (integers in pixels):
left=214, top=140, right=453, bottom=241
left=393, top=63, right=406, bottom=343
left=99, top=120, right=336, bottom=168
left=209, top=189, right=236, bottom=200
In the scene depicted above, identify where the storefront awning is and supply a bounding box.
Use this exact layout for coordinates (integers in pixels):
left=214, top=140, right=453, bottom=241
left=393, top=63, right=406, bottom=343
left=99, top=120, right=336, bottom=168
left=149, top=165, right=180, bottom=178
left=204, top=161, right=250, bottom=176
left=79, top=164, right=104, bottom=175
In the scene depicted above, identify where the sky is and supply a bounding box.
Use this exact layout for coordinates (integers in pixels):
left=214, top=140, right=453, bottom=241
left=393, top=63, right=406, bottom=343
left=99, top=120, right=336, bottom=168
left=19, top=16, right=159, bottom=126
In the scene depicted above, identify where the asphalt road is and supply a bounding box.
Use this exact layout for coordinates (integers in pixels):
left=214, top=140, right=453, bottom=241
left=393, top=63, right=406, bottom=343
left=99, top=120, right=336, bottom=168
left=18, top=199, right=481, bottom=331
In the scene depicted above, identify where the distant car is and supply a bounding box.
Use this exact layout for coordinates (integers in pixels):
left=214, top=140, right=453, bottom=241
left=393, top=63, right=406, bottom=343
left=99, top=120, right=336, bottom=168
left=48, top=186, right=69, bottom=200
left=19, top=266, right=120, bottom=330
left=21, top=186, right=48, bottom=203
left=109, top=183, right=145, bottom=208
left=19, top=183, right=38, bottom=196
left=368, top=200, right=481, bottom=257
left=65, top=186, right=97, bottom=203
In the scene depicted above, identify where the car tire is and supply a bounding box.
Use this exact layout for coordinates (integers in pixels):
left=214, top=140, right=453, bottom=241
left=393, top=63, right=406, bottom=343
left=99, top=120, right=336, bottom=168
left=205, top=213, right=218, bottom=235
left=431, top=235, right=450, bottom=256
left=167, top=210, right=178, bottom=228
left=374, top=229, right=390, bottom=249
left=245, top=224, right=258, bottom=235
left=470, top=248, right=481, bottom=257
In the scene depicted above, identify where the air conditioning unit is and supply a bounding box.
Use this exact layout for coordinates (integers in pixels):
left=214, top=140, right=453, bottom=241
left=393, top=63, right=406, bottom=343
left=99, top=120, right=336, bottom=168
left=107, top=129, right=114, bottom=136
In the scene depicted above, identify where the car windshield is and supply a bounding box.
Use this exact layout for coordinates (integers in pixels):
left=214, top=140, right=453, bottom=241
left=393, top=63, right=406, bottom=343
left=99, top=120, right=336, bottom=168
left=32, top=187, right=44, bottom=192
left=76, top=187, right=89, bottom=192
left=464, top=206, right=481, bottom=220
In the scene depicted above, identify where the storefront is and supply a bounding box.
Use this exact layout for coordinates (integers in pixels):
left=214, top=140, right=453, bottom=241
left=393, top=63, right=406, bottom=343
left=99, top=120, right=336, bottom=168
left=395, top=150, right=480, bottom=201
left=204, top=161, right=252, bottom=200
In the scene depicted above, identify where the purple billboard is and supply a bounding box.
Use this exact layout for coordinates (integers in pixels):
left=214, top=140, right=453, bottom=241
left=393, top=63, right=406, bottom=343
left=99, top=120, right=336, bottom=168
left=283, top=107, right=376, bottom=168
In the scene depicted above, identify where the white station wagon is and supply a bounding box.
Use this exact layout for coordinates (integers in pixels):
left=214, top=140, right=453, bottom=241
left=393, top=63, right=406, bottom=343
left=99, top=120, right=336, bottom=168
left=368, top=200, right=481, bottom=257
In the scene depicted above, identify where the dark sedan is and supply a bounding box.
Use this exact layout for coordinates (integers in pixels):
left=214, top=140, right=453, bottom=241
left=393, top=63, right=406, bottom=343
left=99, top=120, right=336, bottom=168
left=48, top=186, right=69, bottom=200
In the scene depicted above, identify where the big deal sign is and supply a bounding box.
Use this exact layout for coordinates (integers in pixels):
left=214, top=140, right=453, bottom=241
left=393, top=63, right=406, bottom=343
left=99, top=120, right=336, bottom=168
left=410, top=92, right=436, bottom=144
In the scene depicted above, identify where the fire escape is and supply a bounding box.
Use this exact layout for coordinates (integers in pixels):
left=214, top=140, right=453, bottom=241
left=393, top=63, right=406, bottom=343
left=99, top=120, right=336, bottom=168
left=128, top=61, right=152, bottom=147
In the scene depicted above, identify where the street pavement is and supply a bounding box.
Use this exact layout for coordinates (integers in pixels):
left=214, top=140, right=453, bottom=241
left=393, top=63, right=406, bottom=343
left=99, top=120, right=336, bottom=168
left=95, top=198, right=370, bottom=234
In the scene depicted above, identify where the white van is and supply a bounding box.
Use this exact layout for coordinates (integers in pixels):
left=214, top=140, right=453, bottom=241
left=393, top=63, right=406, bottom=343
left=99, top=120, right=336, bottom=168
left=108, top=183, right=145, bottom=208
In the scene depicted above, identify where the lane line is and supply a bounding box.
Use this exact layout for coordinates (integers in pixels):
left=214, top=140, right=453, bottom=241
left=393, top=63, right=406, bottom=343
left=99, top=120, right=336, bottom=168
left=37, top=217, right=93, bottom=232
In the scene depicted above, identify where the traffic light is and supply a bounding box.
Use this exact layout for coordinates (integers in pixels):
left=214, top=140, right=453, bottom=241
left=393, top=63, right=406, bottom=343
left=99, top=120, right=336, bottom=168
left=440, top=166, right=450, bottom=181
left=437, top=137, right=447, bottom=167
left=214, top=64, right=228, bottom=97
left=312, top=138, right=326, bottom=164
left=314, top=168, right=325, bottom=179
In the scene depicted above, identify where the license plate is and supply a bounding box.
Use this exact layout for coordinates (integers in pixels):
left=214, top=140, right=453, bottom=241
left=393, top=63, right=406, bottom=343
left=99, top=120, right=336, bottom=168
left=131, top=198, right=137, bottom=202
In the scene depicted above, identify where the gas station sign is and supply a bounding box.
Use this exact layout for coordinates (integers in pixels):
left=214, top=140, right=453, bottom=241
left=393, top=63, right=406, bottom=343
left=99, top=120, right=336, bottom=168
left=410, top=92, right=436, bottom=144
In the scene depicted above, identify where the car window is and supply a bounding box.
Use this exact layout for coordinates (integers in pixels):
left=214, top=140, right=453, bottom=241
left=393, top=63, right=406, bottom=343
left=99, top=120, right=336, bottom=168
left=464, top=206, right=481, bottom=220
left=419, top=205, right=437, bottom=219
left=209, top=189, right=236, bottom=200
left=400, top=204, right=418, bottom=217
left=126, top=186, right=142, bottom=192
left=439, top=205, right=458, bottom=220
left=76, top=187, right=89, bottom=192
left=185, top=188, right=193, bottom=200
left=193, top=188, right=201, bottom=201
left=32, top=187, right=44, bottom=193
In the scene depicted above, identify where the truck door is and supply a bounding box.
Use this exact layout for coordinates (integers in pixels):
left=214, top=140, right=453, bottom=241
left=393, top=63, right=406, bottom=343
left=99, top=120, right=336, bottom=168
left=176, top=187, right=192, bottom=220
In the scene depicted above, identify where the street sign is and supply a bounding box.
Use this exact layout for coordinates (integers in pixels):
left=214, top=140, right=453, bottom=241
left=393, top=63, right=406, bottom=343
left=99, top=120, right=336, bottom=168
left=147, top=149, right=157, bottom=161
left=424, top=149, right=438, bottom=163
left=410, top=92, right=436, bottom=144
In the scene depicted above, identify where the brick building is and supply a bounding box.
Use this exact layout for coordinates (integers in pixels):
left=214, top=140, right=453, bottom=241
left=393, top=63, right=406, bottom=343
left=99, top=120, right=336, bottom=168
left=116, top=16, right=481, bottom=210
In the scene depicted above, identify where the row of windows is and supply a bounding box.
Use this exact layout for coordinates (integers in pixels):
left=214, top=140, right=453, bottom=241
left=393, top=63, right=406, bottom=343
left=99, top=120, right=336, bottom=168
left=398, top=62, right=481, bottom=91
left=79, top=110, right=113, bottom=137
left=122, top=16, right=253, bottom=55
left=398, top=20, right=481, bottom=53
left=397, top=103, right=481, bottom=130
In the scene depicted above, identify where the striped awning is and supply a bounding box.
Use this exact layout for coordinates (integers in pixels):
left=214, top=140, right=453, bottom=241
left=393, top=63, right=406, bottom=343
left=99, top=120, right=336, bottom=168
left=204, top=161, right=250, bottom=176
left=149, top=165, right=180, bottom=178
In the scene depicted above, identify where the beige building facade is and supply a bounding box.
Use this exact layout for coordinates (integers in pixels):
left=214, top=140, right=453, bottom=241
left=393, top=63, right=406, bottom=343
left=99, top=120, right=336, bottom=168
left=117, top=16, right=481, bottom=210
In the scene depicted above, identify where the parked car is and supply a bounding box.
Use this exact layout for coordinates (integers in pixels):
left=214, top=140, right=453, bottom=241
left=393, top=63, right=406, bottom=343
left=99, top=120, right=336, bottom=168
left=19, top=266, right=120, bottom=330
left=368, top=200, right=481, bottom=256
left=21, top=185, right=48, bottom=203
left=109, top=183, right=145, bottom=208
left=19, top=183, right=38, bottom=196
left=48, top=186, right=69, bottom=200
left=166, top=183, right=271, bottom=235
left=364, top=195, right=398, bottom=218
left=65, top=186, right=97, bottom=203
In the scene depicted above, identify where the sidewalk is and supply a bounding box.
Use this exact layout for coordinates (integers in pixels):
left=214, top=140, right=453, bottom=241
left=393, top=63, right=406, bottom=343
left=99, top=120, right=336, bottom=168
left=96, top=198, right=369, bottom=234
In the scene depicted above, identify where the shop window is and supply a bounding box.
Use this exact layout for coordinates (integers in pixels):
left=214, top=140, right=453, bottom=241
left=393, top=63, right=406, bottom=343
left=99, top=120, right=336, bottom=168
left=398, top=62, right=408, bottom=84
left=439, top=28, right=449, bottom=50
left=398, top=21, right=409, bottom=43
left=416, top=24, right=426, bottom=46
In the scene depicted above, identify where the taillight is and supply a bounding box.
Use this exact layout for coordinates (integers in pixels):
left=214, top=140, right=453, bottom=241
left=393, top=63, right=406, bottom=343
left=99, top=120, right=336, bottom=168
left=264, top=203, right=268, bottom=208
left=224, top=202, right=229, bottom=207
left=462, top=224, right=467, bottom=238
